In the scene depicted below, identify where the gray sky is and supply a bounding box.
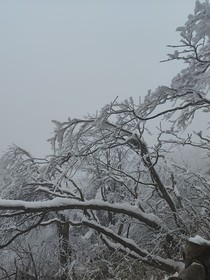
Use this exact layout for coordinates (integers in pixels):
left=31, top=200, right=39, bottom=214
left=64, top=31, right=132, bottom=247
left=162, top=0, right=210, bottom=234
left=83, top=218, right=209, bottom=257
left=0, top=0, right=195, bottom=157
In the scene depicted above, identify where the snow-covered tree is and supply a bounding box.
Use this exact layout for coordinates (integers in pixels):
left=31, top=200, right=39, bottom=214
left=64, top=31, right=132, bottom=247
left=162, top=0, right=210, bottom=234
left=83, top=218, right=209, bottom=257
left=0, top=1, right=210, bottom=279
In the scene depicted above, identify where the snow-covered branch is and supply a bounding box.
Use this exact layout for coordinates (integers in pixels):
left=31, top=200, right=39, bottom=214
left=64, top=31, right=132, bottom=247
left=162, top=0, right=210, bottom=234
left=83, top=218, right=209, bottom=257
left=82, top=218, right=183, bottom=273
left=0, top=198, right=163, bottom=231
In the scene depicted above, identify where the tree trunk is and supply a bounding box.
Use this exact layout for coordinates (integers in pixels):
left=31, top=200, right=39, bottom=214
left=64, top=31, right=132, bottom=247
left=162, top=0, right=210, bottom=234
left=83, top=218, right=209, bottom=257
left=57, top=214, right=76, bottom=280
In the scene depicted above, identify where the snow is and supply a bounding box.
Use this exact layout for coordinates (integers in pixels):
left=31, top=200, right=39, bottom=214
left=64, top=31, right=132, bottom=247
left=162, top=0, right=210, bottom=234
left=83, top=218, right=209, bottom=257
left=0, top=197, right=164, bottom=230
left=83, top=229, right=93, bottom=240
left=154, top=254, right=184, bottom=272
left=161, top=272, right=179, bottom=280
left=82, top=218, right=184, bottom=272
left=189, top=235, right=210, bottom=246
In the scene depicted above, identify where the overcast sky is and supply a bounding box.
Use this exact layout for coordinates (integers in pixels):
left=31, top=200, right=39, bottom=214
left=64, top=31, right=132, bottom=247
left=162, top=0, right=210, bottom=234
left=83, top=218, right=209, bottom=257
left=0, top=0, right=196, bottom=157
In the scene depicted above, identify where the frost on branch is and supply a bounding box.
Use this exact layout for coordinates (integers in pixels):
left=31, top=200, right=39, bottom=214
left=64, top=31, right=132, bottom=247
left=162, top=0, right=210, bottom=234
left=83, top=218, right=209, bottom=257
left=0, top=2, right=210, bottom=279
